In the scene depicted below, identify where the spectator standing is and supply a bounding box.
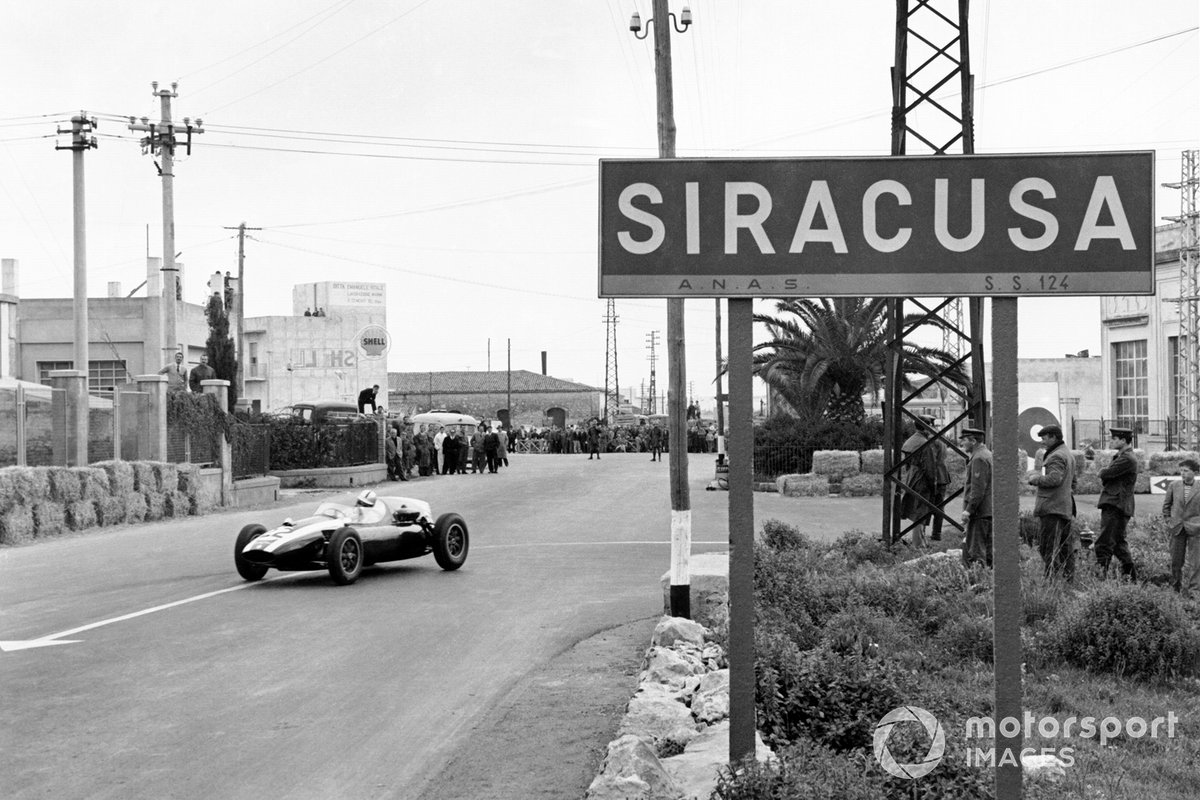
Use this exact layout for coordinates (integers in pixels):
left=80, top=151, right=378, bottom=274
left=497, top=426, right=509, bottom=467
left=471, top=426, right=487, bottom=474
left=484, top=427, right=500, bottom=473
left=587, top=419, right=602, bottom=460
left=1164, top=457, right=1200, bottom=598
left=159, top=351, right=188, bottom=393
left=456, top=429, right=470, bottom=473
left=1028, top=424, right=1077, bottom=581
left=385, top=430, right=399, bottom=480
left=432, top=426, right=445, bottom=474
left=648, top=422, right=664, bottom=462
left=188, top=353, right=216, bottom=394
left=414, top=430, right=432, bottom=476
left=1095, top=426, right=1138, bottom=580
left=441, top=428, right=458, bottom=475
left=357, top=385, right=380, bottom=414
left=899, top=415, right=940, bottom=547
left=928, top=421, right=951, bottom=541
left=958, top=427, right=993, bottom=568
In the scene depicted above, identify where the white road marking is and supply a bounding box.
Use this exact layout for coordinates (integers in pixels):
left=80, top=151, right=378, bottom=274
left=0, top=574, right=293, bottom=652
left=475, top=540, right=729, bottom=549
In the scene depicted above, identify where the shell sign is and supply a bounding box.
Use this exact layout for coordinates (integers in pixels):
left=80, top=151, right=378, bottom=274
left=357, top=325, right=390, bottom=360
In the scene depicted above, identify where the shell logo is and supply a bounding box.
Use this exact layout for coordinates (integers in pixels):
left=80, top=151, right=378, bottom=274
left=357, top=325, right=389, bottom=359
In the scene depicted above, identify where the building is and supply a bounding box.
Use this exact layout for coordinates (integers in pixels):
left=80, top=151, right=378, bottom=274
left=241, top=281, right=388, bottom=412
left=387, top=370, right=602, bottom=428
left=1099, top=221, right=1191, bottom=449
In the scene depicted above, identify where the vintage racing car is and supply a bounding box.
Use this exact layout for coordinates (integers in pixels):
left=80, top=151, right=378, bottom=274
left=234, top=490, right=468, bottom=585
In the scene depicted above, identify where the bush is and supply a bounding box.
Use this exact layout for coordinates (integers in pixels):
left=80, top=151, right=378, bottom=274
left=761, top=519, right=808, bottom=551
left=830, top=530, right=898, bottom=569
left=757, top=644, right=906, bottom=752
left=1149, top=450, right=1200, bottom=476
left=938, top=612, right=994, bottom=662
left=1040, top=581, right=1200, bottom=679
left=713, top=737, right=875, bottom=800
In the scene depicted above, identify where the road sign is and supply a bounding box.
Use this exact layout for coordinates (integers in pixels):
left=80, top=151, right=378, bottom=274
left=1151, top=475, right=1183, bottom=495
left=599, top=152, right=1154, bottom=298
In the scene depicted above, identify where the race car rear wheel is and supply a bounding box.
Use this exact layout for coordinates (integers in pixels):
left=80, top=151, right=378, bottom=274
left=432, top=513, right=469, bottom=571
left=235, top=524, right=269, bottom=582
left=328, top=526, right=363, bottom=585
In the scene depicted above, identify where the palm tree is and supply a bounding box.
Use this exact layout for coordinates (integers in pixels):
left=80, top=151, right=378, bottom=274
left=752, top=297, right=968, bottom=424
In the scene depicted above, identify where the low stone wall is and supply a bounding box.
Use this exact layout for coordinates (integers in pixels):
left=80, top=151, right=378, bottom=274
left=269, top=463, right=387, bottom=488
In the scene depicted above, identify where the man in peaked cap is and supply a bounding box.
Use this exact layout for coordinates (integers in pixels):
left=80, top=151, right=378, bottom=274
left=1096, top=426, right=1138, bottom=580
left=959, top=426, right=992, bottom=568
left=1029, top=422, right=1077, bottom=580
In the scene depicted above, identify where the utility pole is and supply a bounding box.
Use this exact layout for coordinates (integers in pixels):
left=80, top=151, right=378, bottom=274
left=603, top=300, right=620, bottom=421
left=645, top=330, right=660, bottom=414
left=223, top=222, right=260, bottom=404
left=129, top=82, right=203, bottom=361
left=714, top=299, right=725, bottom=464
left=632, top=0, right=692, bottom=619
left=56, top=112, right=98, bottom=466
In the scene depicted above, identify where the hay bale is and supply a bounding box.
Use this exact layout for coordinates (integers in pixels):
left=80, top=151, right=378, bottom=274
left=11, top=467, right=50, bottom=503
left=0, top=470, right=18, bottom=516
left=177, top=463, right=202, bottom=495
left=48, top=468, right=83, bottom=503
left=124, top=492, right=147, bottom=523
left=840, top=473, right=884, bottom=497
left=1075, top=472, right=1103, bottom=495
left=65, top=500, right=97, bottom=531
left=777, top=473, right=829, bottom=497
left=94, top=495, right=125, bottom=526
left=132, top=462, right=156, bottom=492
left=811, top=450, right=861, bottom=480
left=164, top=491, right=192, bottom=518
left=1149, top=451, right=1200, bottom=476
left=1092, top=449, right=1116, bottom=470
left=143, top=492, right=165, bottom=521
left=32, top=502, right=66, bottom=538
left=861, top=449, right=885, bottom=475
left=74, top=467, right=110, bottom=501
left=97, top=461, right=136, bottom=495
left=152, top=463, right=179, bottom=496
left=0, top=506, right=35, bottom=545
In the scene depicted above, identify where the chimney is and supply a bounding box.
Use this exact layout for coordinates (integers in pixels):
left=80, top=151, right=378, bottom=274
left=541, top=351, right=547, bottom=376
left=108, top=281, right=122, bottom=298
left=1, top=258, right=17, bottom=296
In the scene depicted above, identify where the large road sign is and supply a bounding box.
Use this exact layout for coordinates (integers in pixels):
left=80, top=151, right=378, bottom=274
left=599, top=152, right=1155, bottom=298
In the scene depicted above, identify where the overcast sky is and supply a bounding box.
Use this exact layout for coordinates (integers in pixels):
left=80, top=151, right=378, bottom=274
left=1, top=1, right=1196, bottom=402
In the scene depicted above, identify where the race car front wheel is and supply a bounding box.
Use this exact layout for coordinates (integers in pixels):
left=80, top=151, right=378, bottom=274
left=235, top=524, right=269, bottom=582
left=432, top=513, right=469, bottom=571
left=328, top=527, right=363, bottom=585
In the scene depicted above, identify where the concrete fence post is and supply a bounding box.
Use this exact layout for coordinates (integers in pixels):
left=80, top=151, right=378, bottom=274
left=134, top=374, right=168, bottom=462
left=49, top=369, right=88, bottom=466
left=202, top=379, right=233, bottom=507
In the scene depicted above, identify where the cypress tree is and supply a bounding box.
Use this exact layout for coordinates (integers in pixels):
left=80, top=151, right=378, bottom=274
left=205, top=294, right=238, bottom=409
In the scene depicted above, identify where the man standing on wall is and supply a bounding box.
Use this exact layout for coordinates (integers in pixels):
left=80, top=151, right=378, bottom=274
left=159, top=351, right=188, bottom=393
left=1096, top=426, right=1139, bottom=580
left=357, top=384, right=380, bottom=414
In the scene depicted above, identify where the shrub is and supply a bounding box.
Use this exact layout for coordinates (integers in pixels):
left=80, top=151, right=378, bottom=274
left=713, top=737, right=875, bottom=800
left=938, top=612, right=994, bottom=662
left=0, top=507, right=35, bottom=544
left=1075, top=471, right=1102, bottom=495
left=830, top=530, right=897, bottom=569
left=1040, top=581, right=1200, bottom=679
left=756, top=644, right=906, bottom=752
left=1149, top=450, right=1200, bottom=476
left=761, top=519, right=808, bottom=551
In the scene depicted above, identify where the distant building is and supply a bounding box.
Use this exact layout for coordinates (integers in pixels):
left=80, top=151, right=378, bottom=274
left=387, top=370, right=602, bottom=427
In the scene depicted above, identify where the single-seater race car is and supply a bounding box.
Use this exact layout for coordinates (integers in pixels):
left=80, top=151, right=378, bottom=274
left=234, top=490, right=468, bottom=585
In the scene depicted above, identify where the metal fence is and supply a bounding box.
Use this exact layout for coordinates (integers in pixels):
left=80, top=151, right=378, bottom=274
left=0, top=385, right=135, bottom=468
left=1073, top=418, right=1200, bottom=452
left=752, top=444, right=815, bottom=482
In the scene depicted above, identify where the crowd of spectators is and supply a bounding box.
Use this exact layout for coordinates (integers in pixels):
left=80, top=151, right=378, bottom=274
left=505, top=420, right=721, bottom=455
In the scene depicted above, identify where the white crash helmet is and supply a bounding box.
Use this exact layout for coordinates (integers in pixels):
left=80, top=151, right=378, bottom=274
left=355, top=489, right=378, bottom=508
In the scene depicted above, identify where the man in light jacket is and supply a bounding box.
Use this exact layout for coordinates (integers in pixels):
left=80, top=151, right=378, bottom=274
left=1096, top=426, right=1138, bottom=580
left=1163, top=457, right=1200, bottom=598
left=1028, top=424, right=1077, bottom=580
left=959, top=426, right=992, bottom=568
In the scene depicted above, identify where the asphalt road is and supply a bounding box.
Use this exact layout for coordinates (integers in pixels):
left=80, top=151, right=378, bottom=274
left=0, top=453, right=736, bottom=800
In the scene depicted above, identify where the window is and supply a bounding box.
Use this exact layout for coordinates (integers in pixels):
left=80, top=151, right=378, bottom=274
left=1112, top=339, right=1148, bottom=431
left=36, top=359, right=128, bottom=393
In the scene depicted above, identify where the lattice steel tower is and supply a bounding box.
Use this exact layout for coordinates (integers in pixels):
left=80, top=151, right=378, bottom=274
left=603, top=300, right=620, bottom=421
left=1167, top=150, right=1200, bottom=450
left=883, top=0, right=988, bottom=545
left=645, top=331, right=660, bottom=414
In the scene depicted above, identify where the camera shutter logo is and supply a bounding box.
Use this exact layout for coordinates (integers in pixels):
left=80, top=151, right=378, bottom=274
left=873, top=706, right=946, bottom=779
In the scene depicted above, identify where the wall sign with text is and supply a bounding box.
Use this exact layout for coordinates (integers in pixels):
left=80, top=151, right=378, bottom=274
left=598, top=152, right=1154, bottom=298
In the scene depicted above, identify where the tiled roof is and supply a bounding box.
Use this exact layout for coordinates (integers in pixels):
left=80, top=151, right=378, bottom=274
left=389, top=370, right=600, bottom=395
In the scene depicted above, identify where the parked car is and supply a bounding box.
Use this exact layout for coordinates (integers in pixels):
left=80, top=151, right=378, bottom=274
left=234, top=489, right=469, bottom=585
left=270, top=400, right=370, bottom=424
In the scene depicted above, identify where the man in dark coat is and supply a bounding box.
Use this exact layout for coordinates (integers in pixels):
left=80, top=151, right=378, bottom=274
left=1028, top=424, right=1077, bottom=580
left=470, top=426, right=487, bottom=474
left=1096, top=426, right=1138, bottom=579
left=188, top=353, right=216, bottom=394
left=587, top=419, right=602, bottom=460
left=647, top=422, right=664, bottom=462
left=441, top=428, right=459, bottom=475
left=357, top=385, right=379, bottom=414
left=900, top=415, right=940, bottom=547
left=959, top=427, right=993, bottom=568
left=484, top=427, right=500, bottom=473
